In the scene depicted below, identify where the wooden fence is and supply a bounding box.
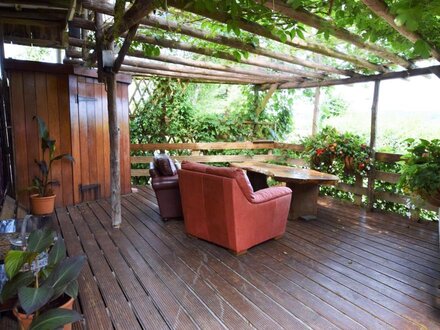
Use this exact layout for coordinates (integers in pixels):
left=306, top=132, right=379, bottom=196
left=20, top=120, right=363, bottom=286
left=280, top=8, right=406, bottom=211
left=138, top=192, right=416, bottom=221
left=130, top=142, right=438, bottom=215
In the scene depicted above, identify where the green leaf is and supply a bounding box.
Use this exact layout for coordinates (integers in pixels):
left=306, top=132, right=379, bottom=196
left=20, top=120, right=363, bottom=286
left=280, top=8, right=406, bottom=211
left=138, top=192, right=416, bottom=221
left=18, top=286, right=54, bottom=315
left=33, top=116, right=48, bottom=140
left=414, top=40, right=431, bottom=58
left=0, top=271, right=34, bottom=303
left=27, top=229, right=55, bottom=254
left=5, top=250, right=38, bottom=279
left=43, top=255, right=86, bottom=299
left=65, top=280, right=79, bottom=299
left=48, top=238, right=66, bottom=267
left=50, top=153, right=74, bottom=163
left=30, top=308, right=82, bottom=330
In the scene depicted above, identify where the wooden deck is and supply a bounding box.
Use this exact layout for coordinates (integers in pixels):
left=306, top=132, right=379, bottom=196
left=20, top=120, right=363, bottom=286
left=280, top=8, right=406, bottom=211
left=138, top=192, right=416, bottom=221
left=55, top=185, right=440, bottom=330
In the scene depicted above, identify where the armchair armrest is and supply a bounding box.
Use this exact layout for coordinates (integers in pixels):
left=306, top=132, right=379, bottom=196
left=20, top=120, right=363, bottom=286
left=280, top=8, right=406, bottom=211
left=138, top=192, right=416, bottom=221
left=250, top=187, right=292, bottom=204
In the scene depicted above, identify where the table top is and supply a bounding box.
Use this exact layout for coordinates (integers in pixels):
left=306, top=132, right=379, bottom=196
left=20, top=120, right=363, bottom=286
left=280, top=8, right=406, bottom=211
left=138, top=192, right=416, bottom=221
left=230, top=161, right=339, bottom=185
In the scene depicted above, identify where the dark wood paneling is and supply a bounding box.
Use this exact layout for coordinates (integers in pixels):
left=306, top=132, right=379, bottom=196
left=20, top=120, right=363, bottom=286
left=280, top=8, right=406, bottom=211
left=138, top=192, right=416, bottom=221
left=8, top=62, right=131, bottom=209
left=9, top=72, right=28, bottom=207
left=47, top=74, right=62, bottom=206
left=58, top=75, right=73, bottom=206
left=69, top=75, right=81, bottom=205
left=94, top=82, right=105, bottom=200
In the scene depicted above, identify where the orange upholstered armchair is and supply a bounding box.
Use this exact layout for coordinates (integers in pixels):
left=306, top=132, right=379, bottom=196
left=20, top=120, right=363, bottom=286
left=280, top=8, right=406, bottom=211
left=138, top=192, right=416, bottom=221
left=178, top=161, right=292, bottom=254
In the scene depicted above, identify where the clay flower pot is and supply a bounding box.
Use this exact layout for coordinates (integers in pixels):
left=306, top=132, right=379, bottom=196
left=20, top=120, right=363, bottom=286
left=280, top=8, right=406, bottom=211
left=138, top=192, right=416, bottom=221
left=343, top=156, right=355, bottom=174
left=13, top=297, right=75, bottom=330
left=30, top=194, right=56, bottom=215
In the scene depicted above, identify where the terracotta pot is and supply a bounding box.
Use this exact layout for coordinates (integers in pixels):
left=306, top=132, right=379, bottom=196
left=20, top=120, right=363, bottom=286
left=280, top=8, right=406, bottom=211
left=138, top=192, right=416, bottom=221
left=343, top=156, right=355, bottom=174
left=30, top=194, right=56, bottom=215
left=13, top=297, right=74, bottom=330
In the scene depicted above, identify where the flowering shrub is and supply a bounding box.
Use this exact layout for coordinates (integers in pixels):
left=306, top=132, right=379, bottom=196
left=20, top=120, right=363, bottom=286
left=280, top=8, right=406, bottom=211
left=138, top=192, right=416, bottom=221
left=399, top=138, right=440, bottom=207
left=302, top=127, right=372, bottom=176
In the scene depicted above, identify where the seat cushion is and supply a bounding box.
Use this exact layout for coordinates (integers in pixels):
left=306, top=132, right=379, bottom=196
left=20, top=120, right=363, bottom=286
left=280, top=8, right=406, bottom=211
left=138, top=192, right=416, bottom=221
left=205, top=166, right=254, bottom=200
left=154, top=154, right=177, bottom=176
left=181, top=161, right=211, bottom=173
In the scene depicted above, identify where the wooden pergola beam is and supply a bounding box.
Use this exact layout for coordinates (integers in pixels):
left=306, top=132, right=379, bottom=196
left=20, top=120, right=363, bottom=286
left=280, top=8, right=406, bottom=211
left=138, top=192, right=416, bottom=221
left=263, top=0, right=412, bottom=69
left=68, top=49, right=296, bottom=84
left=119, top=65, right=272, bottom=84
left=167, top=0, right=367, bottom=76
left=261, top=65, right=440, bottom=89
left=140, top=16, right=377, bottom=74
left=68, top=37, right=301, bottom=81
left=360, top=0, right=440, bottom=61
left=113, top=23, right=139, bottom=73
left=70, top=17, right=323, bottom=79
left=82, top=0, right=358, bottom=76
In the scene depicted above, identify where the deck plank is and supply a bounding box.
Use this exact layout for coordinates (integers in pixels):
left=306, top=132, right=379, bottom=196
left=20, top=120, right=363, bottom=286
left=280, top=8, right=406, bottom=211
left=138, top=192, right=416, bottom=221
left=55, top=208, right=112, bottom=330
left=66, top=206, right=142, bottom=330
left=76, top=203, right=169, bottom=329
left=53, top=186, right=440, bottom=330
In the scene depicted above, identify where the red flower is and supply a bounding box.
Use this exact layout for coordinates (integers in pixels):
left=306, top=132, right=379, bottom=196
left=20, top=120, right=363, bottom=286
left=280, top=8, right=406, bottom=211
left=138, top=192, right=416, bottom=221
left=316, top=148, right=325, bottom=156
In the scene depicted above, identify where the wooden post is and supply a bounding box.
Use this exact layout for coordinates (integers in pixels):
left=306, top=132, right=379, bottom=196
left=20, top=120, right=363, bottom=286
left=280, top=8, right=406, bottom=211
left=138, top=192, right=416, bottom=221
left=106, top=71, right=122, bottom=227
left=353, top=174, right=363, bottom=206
left=367, top=80, right=380, bottom=211
left=312, top=87, right=321, bottom=135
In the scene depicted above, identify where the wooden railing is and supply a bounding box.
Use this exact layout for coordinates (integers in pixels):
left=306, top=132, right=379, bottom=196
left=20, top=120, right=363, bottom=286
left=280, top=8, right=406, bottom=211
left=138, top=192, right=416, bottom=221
left=130, top=142, right=438, bottom=216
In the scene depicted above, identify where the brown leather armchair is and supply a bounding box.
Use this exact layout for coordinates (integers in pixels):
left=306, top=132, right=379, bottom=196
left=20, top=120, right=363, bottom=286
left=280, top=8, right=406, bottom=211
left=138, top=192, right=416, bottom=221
left=149, top=155, right=183, bottom=220
left=179, top=161, right=292, bottom=254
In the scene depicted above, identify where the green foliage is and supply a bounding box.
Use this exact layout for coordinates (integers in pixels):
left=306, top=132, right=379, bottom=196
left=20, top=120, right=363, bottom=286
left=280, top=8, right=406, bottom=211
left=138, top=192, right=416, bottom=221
left=130, top=78, right=195, bottom=144
left=1, top=229, right=85, bottom=328
left=302, top=126, right=372, bottom=176
left=399, top=139, right=440, bottom=201
left=29, top=117, right=74, bottom=197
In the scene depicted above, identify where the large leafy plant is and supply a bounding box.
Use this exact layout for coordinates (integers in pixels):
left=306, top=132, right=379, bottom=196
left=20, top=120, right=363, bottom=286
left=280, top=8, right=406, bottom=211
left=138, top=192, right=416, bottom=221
left=0, top=228, right=85, bottom=329
left=29, top=117, right=74, bottom=197
left=399, top=139, right=440, bottom=205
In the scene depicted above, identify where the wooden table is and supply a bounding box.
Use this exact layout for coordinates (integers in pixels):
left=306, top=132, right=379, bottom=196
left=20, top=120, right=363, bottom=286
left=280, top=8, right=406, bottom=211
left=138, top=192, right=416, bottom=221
left=231, top=161, right=339, bottom=220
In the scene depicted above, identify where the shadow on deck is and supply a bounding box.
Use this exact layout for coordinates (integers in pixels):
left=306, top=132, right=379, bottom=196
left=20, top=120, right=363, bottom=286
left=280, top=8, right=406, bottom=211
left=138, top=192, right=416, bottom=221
left=55, top=185, right=440, bottom=329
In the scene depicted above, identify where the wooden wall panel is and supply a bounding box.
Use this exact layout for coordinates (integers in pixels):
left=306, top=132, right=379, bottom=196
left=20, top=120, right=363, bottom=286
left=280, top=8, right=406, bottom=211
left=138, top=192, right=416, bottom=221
left=71, top=76, right=131, bottom=202
left=69, top=75, right=81, bottom=204
left=8, top=61, right=131, bottom=210
left=9, top=72, right=28, bottom=208
left=9, top=71, right=73, bottom=209
left=47, top=74, right=62, bottom=206
left=57, top=75, right=73, bottom=206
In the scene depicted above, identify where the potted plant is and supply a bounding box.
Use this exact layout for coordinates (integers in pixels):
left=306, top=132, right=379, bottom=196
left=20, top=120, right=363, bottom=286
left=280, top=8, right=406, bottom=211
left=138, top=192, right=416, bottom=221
left=302, top=127, right=372, bottom=176
left=399, top=138, right=440, bottom=207
left=0, top=228, right=85, bottom=329
left=28, top=117, right=74, bottom=215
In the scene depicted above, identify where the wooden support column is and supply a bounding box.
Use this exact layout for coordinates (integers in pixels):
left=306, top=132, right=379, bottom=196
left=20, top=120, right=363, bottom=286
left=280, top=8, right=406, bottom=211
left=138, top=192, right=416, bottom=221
left=105, top=71, right=122, bottom=227
left=312, top=87, right=321, bottom=135
left=367, top=80, right=380, bottom=211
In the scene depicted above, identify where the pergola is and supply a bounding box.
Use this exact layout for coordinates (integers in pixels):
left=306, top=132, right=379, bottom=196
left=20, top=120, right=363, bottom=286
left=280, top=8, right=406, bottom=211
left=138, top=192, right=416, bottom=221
left=1, top=0, right=439, bottom=226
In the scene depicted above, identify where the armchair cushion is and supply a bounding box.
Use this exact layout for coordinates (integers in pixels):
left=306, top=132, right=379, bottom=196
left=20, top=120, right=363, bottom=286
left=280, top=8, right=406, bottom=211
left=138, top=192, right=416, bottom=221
left=250, top=187, right=292, bottom=204
left=181, top=160, right=210, bottom=173
left=154, top=154, right=177, bottom=176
